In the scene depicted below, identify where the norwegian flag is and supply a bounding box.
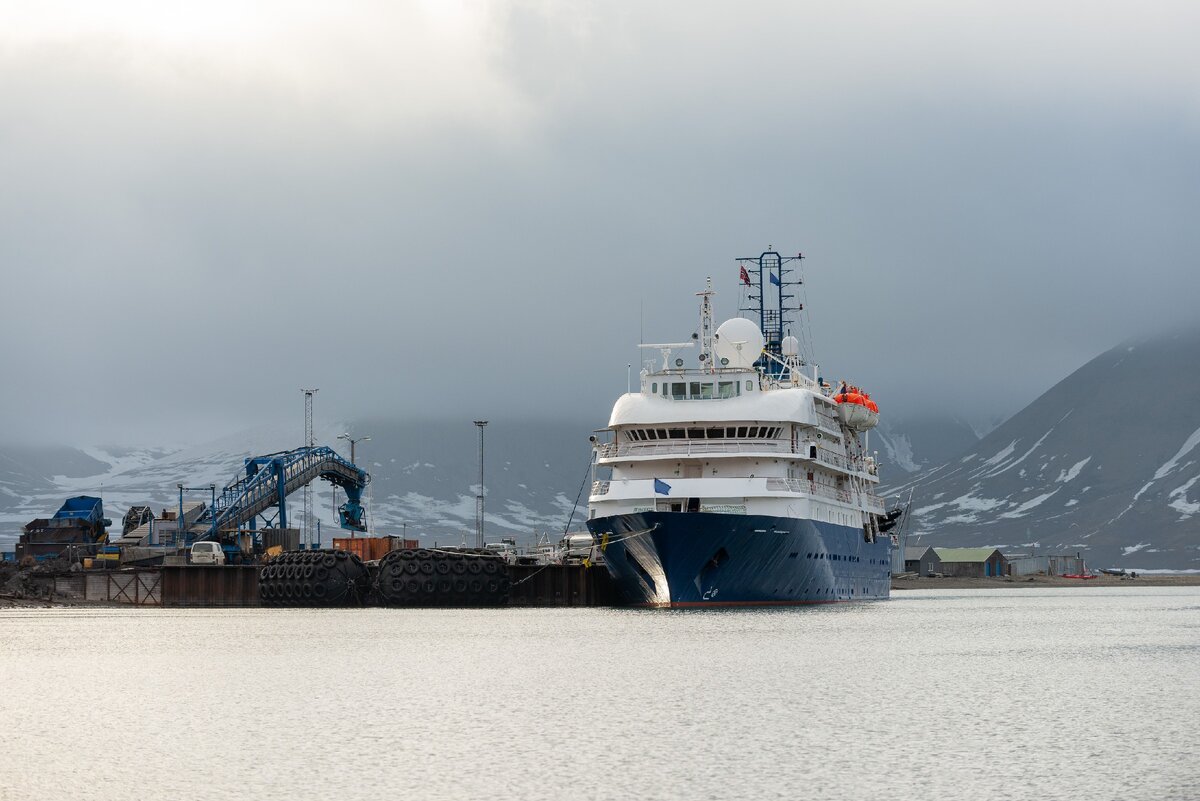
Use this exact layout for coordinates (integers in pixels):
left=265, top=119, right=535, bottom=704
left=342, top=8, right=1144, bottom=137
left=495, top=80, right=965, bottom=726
left=739, top=265, right=751, bottom=285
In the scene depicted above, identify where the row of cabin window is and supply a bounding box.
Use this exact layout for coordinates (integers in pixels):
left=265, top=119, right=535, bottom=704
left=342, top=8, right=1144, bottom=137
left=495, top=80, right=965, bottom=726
left=650, top=380, right=751, bottom=400
left=625, top=426, right=783, bottom=442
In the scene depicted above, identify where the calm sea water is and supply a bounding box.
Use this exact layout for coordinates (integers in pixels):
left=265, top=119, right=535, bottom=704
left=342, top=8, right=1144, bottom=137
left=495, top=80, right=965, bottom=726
left=2, top=588, right=1197, bottom=801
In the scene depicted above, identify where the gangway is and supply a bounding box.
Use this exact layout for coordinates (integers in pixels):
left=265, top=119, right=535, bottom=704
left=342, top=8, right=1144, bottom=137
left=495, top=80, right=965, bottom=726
left=195, top=446, right=369, bottom=541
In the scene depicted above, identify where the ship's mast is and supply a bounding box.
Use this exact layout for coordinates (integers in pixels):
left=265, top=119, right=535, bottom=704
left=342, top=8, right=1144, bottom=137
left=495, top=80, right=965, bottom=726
left=696, top=277, right=715, bottom=373
left=737, top=249, right=805, bottom=377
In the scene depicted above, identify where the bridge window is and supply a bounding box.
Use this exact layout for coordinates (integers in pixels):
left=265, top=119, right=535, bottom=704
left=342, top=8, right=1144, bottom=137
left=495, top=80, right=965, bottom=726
left=671, top=383, right=686, bottom=399
left=646, top=429, right=658, bottom=440
left=657, top=429, right=668, bottom=439
left=668, top=428, right=685, bottom=439
left=747, top=427, right=759, bottom=437
left=699, top=383, right=714, bottom=399
left=687, top=427, right=705, bottom=439
left=745, top=380, right=754, bottom=391
left=718, top=381, right=736, bottom=398
left=689, top=382, right=701, bottom=397
left=706, top=428, right=724, bottom=439
left=651, top=383, right=657, bottom=393
left=737, top=426, right=748, bottom=437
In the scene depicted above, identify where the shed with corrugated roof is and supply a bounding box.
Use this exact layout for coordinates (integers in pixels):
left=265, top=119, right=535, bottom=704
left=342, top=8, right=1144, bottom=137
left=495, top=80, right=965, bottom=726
left=933, top=547, right=1008, bottom=578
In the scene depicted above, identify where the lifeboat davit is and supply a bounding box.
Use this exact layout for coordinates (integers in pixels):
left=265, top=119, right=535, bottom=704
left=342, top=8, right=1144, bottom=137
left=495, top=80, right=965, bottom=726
left=834, top=388, right=880, bottom=432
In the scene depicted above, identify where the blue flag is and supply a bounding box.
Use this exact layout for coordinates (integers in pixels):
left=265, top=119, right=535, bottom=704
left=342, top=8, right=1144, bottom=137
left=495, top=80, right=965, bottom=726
left=654, top=478, right=672, bottom=495
left=769, top=271, right=781, bottom=286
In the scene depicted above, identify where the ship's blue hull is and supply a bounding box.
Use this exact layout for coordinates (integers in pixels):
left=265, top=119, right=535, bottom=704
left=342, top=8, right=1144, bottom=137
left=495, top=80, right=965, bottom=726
left=586, top=512, right=891, bottom=607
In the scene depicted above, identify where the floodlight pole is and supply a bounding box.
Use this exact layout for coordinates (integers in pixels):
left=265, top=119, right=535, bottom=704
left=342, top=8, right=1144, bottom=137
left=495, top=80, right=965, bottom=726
left=337, top=432, right=371, bottom=466
left=474, top=420, right=488, bottom=549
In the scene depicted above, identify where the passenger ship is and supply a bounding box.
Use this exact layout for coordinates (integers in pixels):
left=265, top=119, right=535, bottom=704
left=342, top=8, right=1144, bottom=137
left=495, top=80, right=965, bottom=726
left=586, top=250, right=895, bottom=607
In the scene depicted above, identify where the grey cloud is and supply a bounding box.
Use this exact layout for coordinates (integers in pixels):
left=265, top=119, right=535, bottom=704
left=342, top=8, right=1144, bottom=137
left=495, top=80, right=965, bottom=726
left=1, top=2, right=1198, bottom=446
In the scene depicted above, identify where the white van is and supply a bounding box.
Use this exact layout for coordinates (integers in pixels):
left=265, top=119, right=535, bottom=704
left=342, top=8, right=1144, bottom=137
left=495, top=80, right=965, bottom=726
left=190, top=541, right=226, bottom=566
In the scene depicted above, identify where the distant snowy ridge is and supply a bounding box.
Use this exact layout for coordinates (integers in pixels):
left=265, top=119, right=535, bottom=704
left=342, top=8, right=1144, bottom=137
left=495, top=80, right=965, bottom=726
left=896, top=329, right=1200, bottom=569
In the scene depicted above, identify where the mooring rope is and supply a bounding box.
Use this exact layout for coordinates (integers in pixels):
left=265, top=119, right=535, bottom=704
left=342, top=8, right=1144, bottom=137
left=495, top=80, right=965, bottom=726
left=509, top=524, right=659, bottom=587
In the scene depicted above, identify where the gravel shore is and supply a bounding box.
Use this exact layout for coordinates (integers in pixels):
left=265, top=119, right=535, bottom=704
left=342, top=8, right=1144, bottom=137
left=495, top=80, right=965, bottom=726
left=892, top=573, right=1200, bottom=590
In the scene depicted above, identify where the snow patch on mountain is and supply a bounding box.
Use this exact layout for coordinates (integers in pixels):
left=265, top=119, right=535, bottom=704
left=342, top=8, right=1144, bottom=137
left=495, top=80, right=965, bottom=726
left=982, top=414, right=1070, bottom=479
left=879, top=432, right=920, bottom=473
left=981, top=441, right=1017, bottom=468
left=1152, top=426, right=1200, bottom=481
left=998, top=490, right=1059, bottom=519
left=1056, top=457, right=1092, bottom=483
left=1168, top=474, right=1200, bottom=517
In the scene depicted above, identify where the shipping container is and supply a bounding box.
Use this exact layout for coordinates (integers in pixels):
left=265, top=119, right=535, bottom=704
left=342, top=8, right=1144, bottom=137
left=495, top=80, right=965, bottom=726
left=333, top=536, right=403, bottom=562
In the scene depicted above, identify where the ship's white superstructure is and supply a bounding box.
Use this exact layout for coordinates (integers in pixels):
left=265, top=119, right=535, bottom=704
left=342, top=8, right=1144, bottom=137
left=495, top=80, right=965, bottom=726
left=588, top=288, right=886, bottom=534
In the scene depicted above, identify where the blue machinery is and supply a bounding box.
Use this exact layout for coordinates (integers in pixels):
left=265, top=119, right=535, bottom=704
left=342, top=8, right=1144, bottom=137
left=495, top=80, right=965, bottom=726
left=191, top=446, right=369, bottom=543
left=738, top=250, right=804, bottom=377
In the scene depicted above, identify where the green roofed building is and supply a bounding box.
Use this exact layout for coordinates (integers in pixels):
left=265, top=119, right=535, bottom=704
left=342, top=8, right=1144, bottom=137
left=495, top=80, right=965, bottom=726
left=933, top=547, right=1008, bottom=578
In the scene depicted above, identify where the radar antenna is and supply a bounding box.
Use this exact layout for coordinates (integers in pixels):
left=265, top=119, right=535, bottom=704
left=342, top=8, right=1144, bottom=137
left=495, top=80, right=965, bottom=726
left=638, top=342, right=695, bottom=371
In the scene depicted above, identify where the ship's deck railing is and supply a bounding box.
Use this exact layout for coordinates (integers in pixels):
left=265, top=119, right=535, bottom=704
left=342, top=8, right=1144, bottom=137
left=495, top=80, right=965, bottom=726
left=598, top=439, right=864, bottom=475
left=766, top=477, right=852, bottom=503
left=598, top=439, right=791, bottom=459
left=590, top=477, right=886, bottom=511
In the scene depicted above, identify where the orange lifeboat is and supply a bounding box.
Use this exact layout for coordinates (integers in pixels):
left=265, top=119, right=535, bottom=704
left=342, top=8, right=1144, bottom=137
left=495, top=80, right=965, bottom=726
left=834, top=385, right=880, bottom=431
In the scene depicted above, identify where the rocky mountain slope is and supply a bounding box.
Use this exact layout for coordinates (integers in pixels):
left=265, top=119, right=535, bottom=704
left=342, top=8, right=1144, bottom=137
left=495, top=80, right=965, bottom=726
left=890, top=329, right=1200, bottom=569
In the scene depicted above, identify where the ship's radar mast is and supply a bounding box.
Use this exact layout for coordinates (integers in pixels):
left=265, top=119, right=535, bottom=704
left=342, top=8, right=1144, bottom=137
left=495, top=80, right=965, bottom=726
left=696, top=277, right=715, bottom=372
left=737, top=249, right=805, bottom=377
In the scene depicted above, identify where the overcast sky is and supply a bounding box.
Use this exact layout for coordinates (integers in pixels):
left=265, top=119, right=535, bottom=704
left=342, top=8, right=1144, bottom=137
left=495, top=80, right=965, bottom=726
left=2, top=1, right=1197, bottom=446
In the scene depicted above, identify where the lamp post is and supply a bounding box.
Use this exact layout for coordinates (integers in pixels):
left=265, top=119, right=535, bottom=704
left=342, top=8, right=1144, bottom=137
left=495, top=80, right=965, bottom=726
left=337, top=432, right=371, bottom=465
left=473, top=420, right=487, bottom=549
